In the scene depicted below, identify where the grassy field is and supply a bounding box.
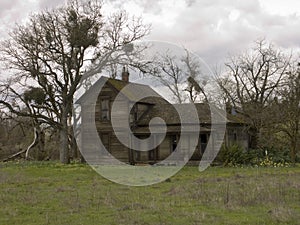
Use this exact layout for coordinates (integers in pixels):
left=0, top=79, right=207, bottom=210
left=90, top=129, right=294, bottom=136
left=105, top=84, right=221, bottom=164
left=0, top=162, right=299, bottom=225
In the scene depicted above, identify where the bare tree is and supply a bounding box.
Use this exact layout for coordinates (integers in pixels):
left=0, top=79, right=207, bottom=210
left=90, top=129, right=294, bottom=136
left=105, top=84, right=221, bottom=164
left=275, top=62, right=300, bottom=163
left=219, top=40, right=291, bottom=148
left=152, top=52, right=184, bottom=103
left=151, top=49, right=208, bottom=103
left=0, top=82, right=50, bottom=160
left=0, top=0, right=150, bottom=163
left=0, top=107, right=38, bottom=161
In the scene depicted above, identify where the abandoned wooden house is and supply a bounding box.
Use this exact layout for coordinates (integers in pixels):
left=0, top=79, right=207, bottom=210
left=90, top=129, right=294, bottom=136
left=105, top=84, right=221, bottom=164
left=77, top=68, right=250, bottom=165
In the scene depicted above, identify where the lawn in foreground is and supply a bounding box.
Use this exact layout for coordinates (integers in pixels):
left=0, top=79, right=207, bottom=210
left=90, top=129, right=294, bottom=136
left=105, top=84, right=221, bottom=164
left=0, top=161, right=299, bottom=225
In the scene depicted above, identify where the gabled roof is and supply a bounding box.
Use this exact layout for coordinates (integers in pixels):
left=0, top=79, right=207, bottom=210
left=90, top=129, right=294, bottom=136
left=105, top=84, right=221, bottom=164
left=76, top=76, right=168, bottom=105
left=106, top=78, right=166, bottom=104
left=137, top=103, right=214, bottom=125
left=76, top=76, right=248, bottom=125
left=137, top=103, right=248, bottom=126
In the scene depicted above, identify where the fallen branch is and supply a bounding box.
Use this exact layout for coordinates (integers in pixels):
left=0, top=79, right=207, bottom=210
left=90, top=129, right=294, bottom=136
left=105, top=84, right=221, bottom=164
left=2, top=149, right=26, bottom=162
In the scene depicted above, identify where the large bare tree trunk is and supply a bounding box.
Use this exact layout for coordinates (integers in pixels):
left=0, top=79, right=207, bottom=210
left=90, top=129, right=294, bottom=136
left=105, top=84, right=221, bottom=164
left=36, top=125, right=45, bottom=160
left=70, top=133, right=79, bottom=159
left=249, top=127, right=259, bottom=149
left=60, top=108, right=70, bottom=164
left=60, top=130, right=69, bottom=163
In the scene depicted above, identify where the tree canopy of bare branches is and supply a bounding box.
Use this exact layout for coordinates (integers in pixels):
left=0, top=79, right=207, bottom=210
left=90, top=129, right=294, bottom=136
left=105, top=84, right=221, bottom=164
left=0, top=0, right=150, bottom=163
left=150, top=49, right=209, bottom=104
left=219, top=40, right=292, bottom=148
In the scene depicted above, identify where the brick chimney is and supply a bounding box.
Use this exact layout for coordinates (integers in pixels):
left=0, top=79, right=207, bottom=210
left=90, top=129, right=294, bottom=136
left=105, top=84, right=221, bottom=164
left=121, top=66, right=129, bottom=82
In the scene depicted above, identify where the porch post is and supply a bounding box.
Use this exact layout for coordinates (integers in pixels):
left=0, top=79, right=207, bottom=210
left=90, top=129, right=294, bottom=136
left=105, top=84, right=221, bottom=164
left=153, top=134, right=157, bottom=163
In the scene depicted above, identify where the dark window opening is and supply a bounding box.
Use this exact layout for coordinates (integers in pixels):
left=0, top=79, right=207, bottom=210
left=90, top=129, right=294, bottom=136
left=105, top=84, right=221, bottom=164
left=148, top=149, right=155, bottom=160
left=135, top=151, right=141, bottom=161
left=233, top=132, right=237, bottom=141
left=200, top=134, right=207, bottom=143
left=101, top=98, right=110, bottom=120
left=200, top=133, right=209, bottom=154
left=101, top=133, right=110, bottom=152
left=171, top=135, right=177, bottom=152
left=130, top=104, right=138, bottom=123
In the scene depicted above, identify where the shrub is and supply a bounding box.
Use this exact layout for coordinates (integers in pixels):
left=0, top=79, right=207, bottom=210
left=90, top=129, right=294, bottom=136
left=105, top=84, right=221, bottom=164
left=215, top=145, right=292, bottom=167
left=247, top=147, right=291, bottom=166
left=216, top=144, right=246, bottom=166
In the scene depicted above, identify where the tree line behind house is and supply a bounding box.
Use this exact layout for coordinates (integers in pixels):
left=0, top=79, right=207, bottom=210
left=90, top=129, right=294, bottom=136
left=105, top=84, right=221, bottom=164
left=0, top=0, right=299, bottom=165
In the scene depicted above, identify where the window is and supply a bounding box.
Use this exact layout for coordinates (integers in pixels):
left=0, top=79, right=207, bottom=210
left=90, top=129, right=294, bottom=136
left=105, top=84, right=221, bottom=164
left=233, top=132, right=237, bottom=141
left=129, top=104, right=138, bottom=123
left=200, top=134, right=207, bottom=143
left=101, top=133, right=110, bottom=152
left=148, top=149, right=155, bottom=160
left=135, top=151, right=141, bottom=161
left=170, top=135, right=177, bottom=152
left=200, top=133, right=209, bottom=155
left=101, top=98, right=110, bottom=120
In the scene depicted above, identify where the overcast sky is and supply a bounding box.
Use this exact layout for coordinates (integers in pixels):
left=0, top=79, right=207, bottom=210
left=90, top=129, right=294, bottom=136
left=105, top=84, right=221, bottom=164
left=1, top=0, right=300, bottom=66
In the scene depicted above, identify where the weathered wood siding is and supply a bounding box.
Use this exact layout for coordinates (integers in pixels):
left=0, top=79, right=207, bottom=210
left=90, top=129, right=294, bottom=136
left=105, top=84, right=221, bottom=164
left=81, top=80, right=250, bottom=165
left=94, top=83, right=131, bottom=163
left=158, top=136, right=172, bottom=160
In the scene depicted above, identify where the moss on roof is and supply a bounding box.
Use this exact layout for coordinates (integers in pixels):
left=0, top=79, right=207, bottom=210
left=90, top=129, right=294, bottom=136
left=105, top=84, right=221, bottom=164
left=137, top=103, right=248, bottom=126
left=107, top=78, right=127, bottom=91
left=107, top=78, right=167, bottom=104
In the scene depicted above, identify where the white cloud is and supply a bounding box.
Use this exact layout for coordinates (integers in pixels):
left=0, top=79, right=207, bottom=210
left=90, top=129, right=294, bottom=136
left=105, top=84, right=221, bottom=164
left=37, top=0, right=66, bottom=9
left=259, top=0, right=300, bottom=16
left=229, top=9, right=240, bottom=21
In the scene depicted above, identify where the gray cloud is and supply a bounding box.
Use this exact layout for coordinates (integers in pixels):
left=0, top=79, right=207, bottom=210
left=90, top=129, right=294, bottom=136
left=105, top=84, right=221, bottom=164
left=0, top=0, right=34, bottom=40
left=37, top=0, right=66, bottom=10
left=104, top=0, right=165, bottom=14
left=1, top=0, right=299, bottom=67
left=0, top=0, right=21, bottom=17
left=142, top=0, right=300, bottom=66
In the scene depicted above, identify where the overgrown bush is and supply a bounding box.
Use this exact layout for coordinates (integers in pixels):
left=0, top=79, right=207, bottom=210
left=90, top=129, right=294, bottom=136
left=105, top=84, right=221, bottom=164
left=215, top=144, right=246, bottom=166
left=248, top=147, right=291, bottom=166
left=215, top=145, right=292, bottom=167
